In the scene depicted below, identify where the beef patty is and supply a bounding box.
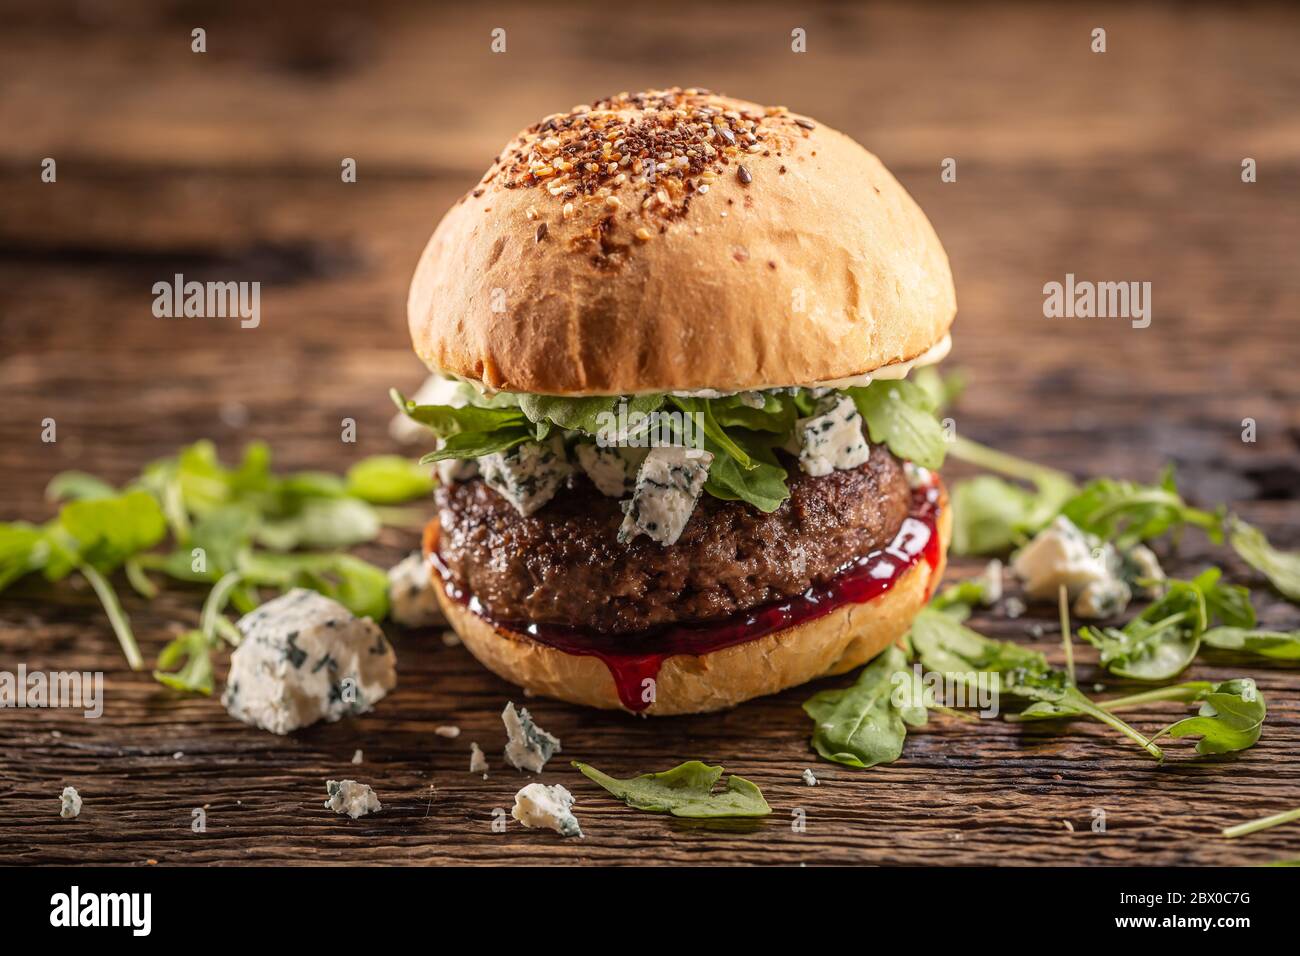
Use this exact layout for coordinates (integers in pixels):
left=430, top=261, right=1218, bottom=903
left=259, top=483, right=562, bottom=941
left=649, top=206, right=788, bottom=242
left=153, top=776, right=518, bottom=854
left=434, top=443, right=912, bottom=634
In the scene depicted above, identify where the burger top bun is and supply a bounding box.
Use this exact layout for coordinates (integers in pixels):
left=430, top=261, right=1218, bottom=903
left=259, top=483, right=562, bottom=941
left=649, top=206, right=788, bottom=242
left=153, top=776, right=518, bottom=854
left=408, top=88, right=956, bottom=396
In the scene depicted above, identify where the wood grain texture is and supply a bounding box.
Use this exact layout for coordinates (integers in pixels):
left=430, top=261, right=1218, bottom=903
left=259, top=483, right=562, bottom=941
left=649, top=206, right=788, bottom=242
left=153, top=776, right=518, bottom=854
left=1, top=0, right=1298, bottom=866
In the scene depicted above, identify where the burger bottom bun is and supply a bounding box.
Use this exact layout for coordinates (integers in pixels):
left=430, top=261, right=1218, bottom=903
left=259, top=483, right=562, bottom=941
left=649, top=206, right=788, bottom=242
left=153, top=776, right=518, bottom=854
left=427, top=484, right=950, bottom=715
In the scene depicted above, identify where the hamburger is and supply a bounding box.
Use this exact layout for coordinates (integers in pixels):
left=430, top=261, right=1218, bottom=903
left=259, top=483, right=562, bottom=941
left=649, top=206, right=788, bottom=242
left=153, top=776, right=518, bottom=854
left=394, top=88, right=955, bottom=715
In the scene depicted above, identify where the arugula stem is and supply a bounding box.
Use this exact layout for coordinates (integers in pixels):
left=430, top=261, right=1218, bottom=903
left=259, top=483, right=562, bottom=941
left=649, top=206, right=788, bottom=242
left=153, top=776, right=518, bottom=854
left=1096, top=683, right=1212, bottom=713
left=212, top=615, right=243, bottom=647
left=1058, top=584, right=1075, bottom=687
left=201, top=571, right=243, bottom=642
left=949, top=436, right=1076, bottom=489
left=78, top=564, right=143, bottom=670
left=123, top=558, right=158, bottom=599
left=1072, top=697, right=1164, bottom=761
left=161, top=475, right=191, bottom=544
left=1222, top=806, right=1300, bottom=839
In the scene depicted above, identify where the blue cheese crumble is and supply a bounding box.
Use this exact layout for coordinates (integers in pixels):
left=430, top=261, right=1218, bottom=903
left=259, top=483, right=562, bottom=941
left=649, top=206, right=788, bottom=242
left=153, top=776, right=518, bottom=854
left=59, top=786, right=82, bottom=819
left=502, top=702, right=561, bottom=773
left=221, top=589, right=398, bottom=735
left=387, top=551, right=443, bottom=628
left=574, top=442, right=647, bottom=497
left=478, top=436, right=571, bottom=516
left=324, top=779, right=381, bottom=819
left=512, top=783, right=582, bottom=837
left=795, top=395, right=871, bottom=477
left=617, top=445, right=714, bottom=546
left=1012, top=517, right=1131, bottom=619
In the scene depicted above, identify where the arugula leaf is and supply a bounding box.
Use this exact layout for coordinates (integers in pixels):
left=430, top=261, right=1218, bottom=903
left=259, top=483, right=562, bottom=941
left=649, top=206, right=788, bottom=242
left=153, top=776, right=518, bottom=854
left=255, top=497, right=381, bottom=551
left=55, top=491, right=167, bottom=574
left=1079, top=569, right=1247, bottom=682
left=845, top=379, right=947, bottom=470
left=701, top=429, right=790, bottom=513
left=418, top=425, right=533, bottom=463
left=572, top=760, right=771, bottom=818
left=802, top=645, right=926, bottom=768
left=1203, top=627, right=1300, bottom=660
left=517, top=393, right=664, bottom=435
left=1011, top=680, right=1216, bottom=722
left=1061, top=469, right=1222, bottom=549
left=910, top=608, right=1163, bottom=759
left=0, top=523, right=52, bottom=592
left=45, top=471, right=117, bottom=503
left=1230, top=517, right=1300, bottom=602
left=344, top=456, right=434, bottom=504
left=390, top=388, right=526, bottom=437
left=237, top=552, right=389, bottom=620
left=1151, top=678, right=1266, bottom=755
left=931, top=561, right=1002, bottom=616
left=153, top=629, right=217, bottom=695
left=911, top=366, right=966, bottom=413
left=154, top=571, right=244, bottom=694
left=947, top=438, right=1078, bottom=556
left=668, top=396, right=755, bottom=469
left=708, top=393, right=796, bottom=434
left=1079, top=579, right=1205, bottom=681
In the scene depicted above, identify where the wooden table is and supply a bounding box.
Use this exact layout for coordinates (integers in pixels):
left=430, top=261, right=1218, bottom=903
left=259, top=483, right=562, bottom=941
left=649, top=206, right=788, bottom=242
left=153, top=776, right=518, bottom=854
left=2, top=0, right=1298, bottom=866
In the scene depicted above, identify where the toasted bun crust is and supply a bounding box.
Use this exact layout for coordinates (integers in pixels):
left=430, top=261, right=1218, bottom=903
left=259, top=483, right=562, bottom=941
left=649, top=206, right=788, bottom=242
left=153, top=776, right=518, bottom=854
left=426, top=483, right=950, bottom=715
left=409, top=88, right=956, bottom=395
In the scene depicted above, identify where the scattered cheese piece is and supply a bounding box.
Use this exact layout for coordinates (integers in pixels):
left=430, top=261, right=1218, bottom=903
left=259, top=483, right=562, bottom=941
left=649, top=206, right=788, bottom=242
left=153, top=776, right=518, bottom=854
left=221, top=589, right=397, bottom=735
left=512, top=783, right=582, bottom=837
left=324, top=779, right=381, bottom=819
left=502, top=702, right=560, bottom=773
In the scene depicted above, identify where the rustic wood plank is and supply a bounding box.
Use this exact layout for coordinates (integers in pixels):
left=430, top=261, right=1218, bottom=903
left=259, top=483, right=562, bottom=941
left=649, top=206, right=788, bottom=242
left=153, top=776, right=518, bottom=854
left=1, top=0, right=1298, bottom=866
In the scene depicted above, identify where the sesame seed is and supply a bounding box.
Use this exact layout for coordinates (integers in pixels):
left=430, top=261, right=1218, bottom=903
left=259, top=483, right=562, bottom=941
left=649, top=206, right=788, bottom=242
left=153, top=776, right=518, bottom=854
left=634, top=227, right=653, bottom=241
left=562, top=202, right=575, bottom=219
left=794, top=118, right=816, bottom=130
left=605, top=195, right=622, bottom=208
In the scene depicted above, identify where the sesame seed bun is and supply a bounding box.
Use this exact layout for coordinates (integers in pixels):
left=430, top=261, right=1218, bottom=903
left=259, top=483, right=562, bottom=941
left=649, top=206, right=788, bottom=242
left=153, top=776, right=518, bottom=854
left=423, top=482, right=950, bottom=715
left=408, top=88, right=956, bottom=395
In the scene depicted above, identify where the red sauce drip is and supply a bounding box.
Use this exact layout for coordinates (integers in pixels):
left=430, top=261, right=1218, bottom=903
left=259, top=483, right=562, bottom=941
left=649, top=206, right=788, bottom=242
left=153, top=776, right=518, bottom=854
left=433, top=483, right=941, bottom=712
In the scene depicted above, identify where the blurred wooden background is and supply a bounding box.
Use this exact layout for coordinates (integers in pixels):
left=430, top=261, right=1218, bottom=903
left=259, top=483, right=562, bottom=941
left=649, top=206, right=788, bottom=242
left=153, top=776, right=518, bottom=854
left=1, top=0, right=1298, bottom=866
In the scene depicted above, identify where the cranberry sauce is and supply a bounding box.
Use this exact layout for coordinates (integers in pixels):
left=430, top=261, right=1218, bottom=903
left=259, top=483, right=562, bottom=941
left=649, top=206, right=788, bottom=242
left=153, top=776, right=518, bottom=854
left=432, top=482, right=942, bottom=712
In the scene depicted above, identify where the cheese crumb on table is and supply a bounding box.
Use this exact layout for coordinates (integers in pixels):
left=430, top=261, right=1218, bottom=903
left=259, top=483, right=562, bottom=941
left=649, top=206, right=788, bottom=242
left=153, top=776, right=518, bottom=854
left=324, top=779, right=381, bottom=819
left=59, top=786, right=81, bottom=819
left=470, top=742, right=489, bottom=776
left=221, top=589, right=397, bottom=735
left=512, top=783, right=582, bottom=837
left=502, top=702, right=560, bottom=773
